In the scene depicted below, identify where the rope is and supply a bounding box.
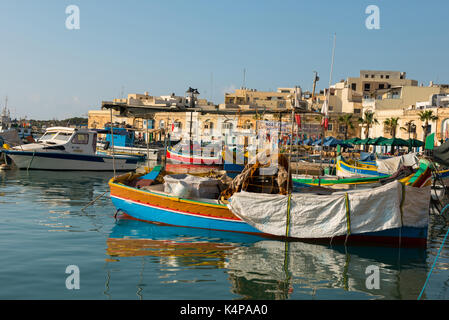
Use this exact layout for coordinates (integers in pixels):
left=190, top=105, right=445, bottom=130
left=418, top=225, right=449, bottom=300
left=285, top=194, right=292, bottom=238
left=344, top=192, right=351, bottom=246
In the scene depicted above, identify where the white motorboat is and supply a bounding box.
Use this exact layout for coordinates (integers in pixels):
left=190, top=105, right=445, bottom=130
left=3, top=127, right=142, bottom=171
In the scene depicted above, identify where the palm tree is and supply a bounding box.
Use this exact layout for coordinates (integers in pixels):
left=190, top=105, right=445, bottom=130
left=400, top=120, right=416, bottom=140
left=338, top=114, right=354, bottom=141
left=418, top=110, right=438, bottom=141
left=383, top=117, right=399, bottom=138
left=358, top=111, right=379, bottom=139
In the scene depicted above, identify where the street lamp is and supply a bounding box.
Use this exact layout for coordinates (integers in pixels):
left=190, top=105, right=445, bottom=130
left=186, top=87, right=200, bottom=162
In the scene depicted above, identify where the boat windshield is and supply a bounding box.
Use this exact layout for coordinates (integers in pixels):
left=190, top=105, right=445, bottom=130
left=53, top=132, right=73, bottom=142
left=38, top=132, right=57, bottom=142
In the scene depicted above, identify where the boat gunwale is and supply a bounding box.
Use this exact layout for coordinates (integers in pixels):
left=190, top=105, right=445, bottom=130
left=108, top=176, right=228, bottom=209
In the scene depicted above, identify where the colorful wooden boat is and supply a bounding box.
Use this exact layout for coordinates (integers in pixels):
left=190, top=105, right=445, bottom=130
left=292, top=174, right=383, bottom=188
left=336, top=154, right=449, bottom=184
left=109, top=162, right=432, bottom=247
left=336, top=156, right=388, bottom=178
left=166, top=143, right=222, bottom=165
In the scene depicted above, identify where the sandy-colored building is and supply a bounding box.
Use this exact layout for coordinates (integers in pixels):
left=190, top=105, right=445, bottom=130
left=222, top=87, right=303, bottom=110
left=361, top=83, right=449, bottom=142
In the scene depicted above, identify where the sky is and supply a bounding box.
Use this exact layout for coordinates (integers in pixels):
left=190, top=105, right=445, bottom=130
left=0, top=0, right=448, bottom=120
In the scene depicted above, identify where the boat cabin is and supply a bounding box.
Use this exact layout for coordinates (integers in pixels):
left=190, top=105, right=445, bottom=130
left=16, top=127, right=98, bottom=155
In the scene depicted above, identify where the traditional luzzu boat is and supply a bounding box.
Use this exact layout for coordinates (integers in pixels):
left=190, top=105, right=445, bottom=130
left=166, top=141, right=222, bottom=165
left=292, top=174, right=384, bottom=189
left=2, top=127, right=142, bottom=171
left=336, top=152, right=449, bottom=185
left=336, top=156, right=389, bottom=178
left=109, top=149, right=433, bottom=247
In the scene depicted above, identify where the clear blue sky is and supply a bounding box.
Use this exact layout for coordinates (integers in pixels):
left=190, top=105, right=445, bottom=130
left=0, top=0, right=448, bottom=120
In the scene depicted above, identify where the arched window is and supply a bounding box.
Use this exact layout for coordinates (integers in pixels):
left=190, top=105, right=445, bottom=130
left=159, top=120, right=165, bottom=128
left=174, top=120, right=182, bottom=130
left=222, top=121, right=233, bottom=130
left=243, top=120, right=253, bottom=130
left=442, top=118, right=449, bottom=140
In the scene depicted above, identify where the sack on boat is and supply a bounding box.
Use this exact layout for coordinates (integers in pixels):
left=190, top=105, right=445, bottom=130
left=164, top=174, right=221, bottom=199
left=169, top=181, right=191, bottom=198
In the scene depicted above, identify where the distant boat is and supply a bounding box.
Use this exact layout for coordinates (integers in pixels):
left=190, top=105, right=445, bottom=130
left=95, top=127, right=164, bottom=161
left=336, top=153, right=449, bottom=183
left=0, top=98, right=21, bottom=147
left=3, top=127, right=141, bottom=171
left=166, top=141, right=223, bottom=165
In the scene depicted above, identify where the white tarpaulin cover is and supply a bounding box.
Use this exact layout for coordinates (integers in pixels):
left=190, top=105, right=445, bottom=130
left=227, top=181, right=430, bottom=239
left=376, top=153, right=419, bottom=175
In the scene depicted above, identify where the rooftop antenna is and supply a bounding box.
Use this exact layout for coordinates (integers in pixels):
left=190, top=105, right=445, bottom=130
left=120, top=85, right=124, bottom=100
left=242, top=68, right=246, bottom=89
left=3, top=96, right=8, bottom=114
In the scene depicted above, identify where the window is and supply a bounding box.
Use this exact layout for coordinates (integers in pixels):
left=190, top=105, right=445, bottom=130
left=364, top=83, right=371, bottom=91
left=339, top=125, right=346, bottom=133
left=54, top=132, right=72, bottom=142
left=72, top=133, right=89, bottom=144
left=386, top=75, right=390, bottom=79
left=243, top=121, right=253, bottom=130
left=365, top=74, right=369, bottom=78
left=173, top=121, right=182, bottom=129
left=329, top=106, right=334, bottom=111
left=327, top=124, right=333, bottom=131
left=354, top=109, right=361, bottom=114
left=351, top=83, right=357, bottom=91
left=222, top=122, right=233, bottom=130
left=38, top=132, right=57, bottom=141
left=379, top=84, right=385, bottom=89
left=371, top=75, right=375, bottom=78
left=380, top=75, right=384, bottom=79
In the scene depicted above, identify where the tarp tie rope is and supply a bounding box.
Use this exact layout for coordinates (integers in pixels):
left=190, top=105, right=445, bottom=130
left=285, top=194, right=292, bottom=238
left=344, top=192, right=351, bottom=246
left=344, top=192, right=351, bottom=235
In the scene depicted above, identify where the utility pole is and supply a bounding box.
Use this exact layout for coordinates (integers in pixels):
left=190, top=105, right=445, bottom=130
left=311, top=71, right=319, bottom=110
left=186, top=87, right=199, bottom=163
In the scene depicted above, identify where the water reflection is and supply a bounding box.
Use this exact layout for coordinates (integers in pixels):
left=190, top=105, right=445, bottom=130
left=107, top=218, right=428, bottom=300
left=0, top=170, right=114, bottom=233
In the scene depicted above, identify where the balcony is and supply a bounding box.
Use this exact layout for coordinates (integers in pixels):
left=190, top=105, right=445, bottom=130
left=362, top=99, right=376, bottom=108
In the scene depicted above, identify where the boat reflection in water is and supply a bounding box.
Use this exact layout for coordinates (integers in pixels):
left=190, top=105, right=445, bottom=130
left=106, top=217, right=428, bottom=300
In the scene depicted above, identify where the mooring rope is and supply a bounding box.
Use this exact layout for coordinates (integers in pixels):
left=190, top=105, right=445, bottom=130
left=418, top=223, right=449, bottom=300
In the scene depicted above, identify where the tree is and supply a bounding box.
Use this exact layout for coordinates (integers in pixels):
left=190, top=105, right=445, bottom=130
left=383, top=117, right=399, bottom=138
left=338, top=114, right=354, bottom=141
left=400, top=120, right=416, bottom=140
left=418, top=110, right=438, bottom=141
left=358, top=111, right=378, bottom=139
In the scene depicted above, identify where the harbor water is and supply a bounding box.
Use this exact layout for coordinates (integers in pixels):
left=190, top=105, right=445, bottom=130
left=1, top=169, right=449, bottom=300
